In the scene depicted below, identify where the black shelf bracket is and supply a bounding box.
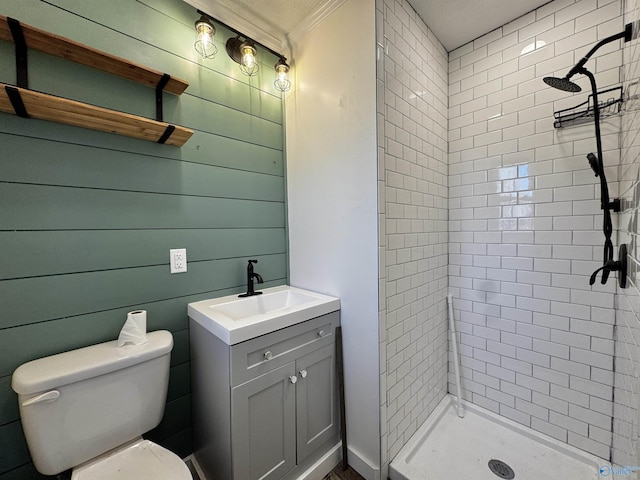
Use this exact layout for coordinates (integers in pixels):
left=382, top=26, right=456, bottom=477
left=155, top=73, right=171, bottom=122
left=157, top=125, right=175, bottom=144
left=8, top=17, right=28, bottom=89
left=5, top=85, right=29, bottom=117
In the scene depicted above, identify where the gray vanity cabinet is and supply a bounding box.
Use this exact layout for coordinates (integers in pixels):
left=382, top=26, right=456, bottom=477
left=190, top=310, right=340, bottom=480
left=295, top=343, right=337, bottom=461
left=231, top=362, right=297, bottom=480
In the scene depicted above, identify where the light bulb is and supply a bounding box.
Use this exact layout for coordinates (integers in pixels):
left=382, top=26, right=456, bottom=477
left=274, top=59, right=291, bottom=92
left=239, top=43, right=259, bottom=76
left=194, top=16, right=217, bottom=59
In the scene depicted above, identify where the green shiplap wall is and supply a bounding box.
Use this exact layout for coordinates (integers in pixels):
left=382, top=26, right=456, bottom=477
left=0, top=0, right=287, bottom=477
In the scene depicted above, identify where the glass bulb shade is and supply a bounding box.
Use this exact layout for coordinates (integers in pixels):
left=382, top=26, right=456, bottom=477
left=194, top=18, right=217, bottom=59
left=274, top=63, right=291, bottom=92
left=239, top=44, right=259, bottom=76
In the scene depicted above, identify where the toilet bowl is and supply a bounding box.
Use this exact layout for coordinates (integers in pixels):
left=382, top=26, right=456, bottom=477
left=12, top=330, right=191, bottom=479
left=72, top=438, right=191, bottom=480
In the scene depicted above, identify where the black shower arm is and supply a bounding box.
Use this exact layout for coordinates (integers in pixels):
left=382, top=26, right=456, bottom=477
left=566, top=22, right=636, bottom=79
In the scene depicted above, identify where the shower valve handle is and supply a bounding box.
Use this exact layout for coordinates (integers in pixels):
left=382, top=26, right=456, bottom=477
left=589, top=260, right=622, bottom=286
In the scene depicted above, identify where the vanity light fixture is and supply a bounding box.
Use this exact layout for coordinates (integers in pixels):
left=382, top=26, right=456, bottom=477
left=274, top=57, right=291, bottom=92
left=194, top=9, right=292, bottom=92
left=226, top=36, right=259, bottom=76
left=194, top=15, right=217, bottom=59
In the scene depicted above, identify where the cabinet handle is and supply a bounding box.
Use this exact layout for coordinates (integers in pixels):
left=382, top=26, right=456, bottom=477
left=264, top=351, right=273, bottom=361
left=299, top=369, right=307, bottom=378
left=289, top=375, right=298, bottom=384
left=317, top=330, right=325, bottom=337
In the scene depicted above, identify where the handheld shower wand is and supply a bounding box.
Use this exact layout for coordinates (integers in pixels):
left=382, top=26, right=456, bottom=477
left=543, top=21, right=638, bottom=288
left=581, top=68, right=616, bottom=285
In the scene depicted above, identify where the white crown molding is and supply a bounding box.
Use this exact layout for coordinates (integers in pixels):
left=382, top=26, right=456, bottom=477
left=184, top=0, right=347, bottom=61
left=183, top=0, right=284, bottom=54
left=286, top=0, right=348, bottom=48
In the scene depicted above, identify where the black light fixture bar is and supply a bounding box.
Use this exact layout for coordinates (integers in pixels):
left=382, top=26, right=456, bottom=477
left=196, top=9, right=287, bottom=62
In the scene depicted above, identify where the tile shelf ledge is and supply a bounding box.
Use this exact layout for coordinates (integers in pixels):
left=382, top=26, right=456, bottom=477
left=0, top=15, right=193, bottom=146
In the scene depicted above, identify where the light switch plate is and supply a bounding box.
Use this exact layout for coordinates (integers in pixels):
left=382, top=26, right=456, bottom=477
left=170, top=248, right=187, bottom=273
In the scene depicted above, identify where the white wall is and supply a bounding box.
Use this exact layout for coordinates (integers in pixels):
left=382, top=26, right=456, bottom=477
left=285, top=0, right=381, bottom=477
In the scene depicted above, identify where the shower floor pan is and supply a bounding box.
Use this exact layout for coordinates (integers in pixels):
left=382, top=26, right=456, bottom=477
left=389, top=394, right=608, bottom=480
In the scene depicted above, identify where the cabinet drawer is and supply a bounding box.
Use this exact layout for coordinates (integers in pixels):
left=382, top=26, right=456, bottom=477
left=230, top=311, right=339, bottom=386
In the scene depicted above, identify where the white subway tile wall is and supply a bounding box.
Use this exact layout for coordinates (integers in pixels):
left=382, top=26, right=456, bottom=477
left=377, top=0, right=449, bottom=473
left=449, top=0, right=623, bottom=460
left=376, top=0, right=640, bottom=471
left=615, top=0, right=640, bottom=467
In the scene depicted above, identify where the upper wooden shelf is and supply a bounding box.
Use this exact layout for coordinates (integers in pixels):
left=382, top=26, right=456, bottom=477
left=0, top=15, right=193, bottom=146
left=0, top=15, right=189, bottom=95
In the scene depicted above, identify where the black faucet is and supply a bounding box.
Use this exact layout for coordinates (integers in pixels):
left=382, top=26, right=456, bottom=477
left=239, top=259, right=264, bottom=297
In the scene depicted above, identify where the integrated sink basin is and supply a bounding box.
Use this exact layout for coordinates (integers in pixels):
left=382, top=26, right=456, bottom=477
left=188, top=285, right=340, bottom=344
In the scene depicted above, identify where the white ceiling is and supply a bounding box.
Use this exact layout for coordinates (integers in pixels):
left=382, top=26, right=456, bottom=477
left=192, top=0, right=552, bottom=52
left=410, top=0, right=551, bottom=51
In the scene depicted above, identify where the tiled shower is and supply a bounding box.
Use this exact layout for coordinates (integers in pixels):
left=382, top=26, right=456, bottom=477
left=379, top=0, right=640, bottom=474
left=448, top=0, right=621, bottom=460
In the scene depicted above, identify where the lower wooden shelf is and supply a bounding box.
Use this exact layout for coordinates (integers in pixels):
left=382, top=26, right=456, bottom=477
left=0, top=83, right=193, bottom=146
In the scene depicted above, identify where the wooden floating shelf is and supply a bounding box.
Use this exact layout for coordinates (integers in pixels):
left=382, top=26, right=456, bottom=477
left=0, top=15, right=189, bottom=95
left=0, top=15, right=192, bottom=146
left=0, top=84, right=193, bottom=147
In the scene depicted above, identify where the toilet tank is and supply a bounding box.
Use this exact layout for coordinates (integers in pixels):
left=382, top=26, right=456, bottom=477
left=11, top=330, right=173, bottom=475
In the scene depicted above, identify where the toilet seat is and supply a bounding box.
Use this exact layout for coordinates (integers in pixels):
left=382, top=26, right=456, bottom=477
left=71, top=438, right=191, bottom=480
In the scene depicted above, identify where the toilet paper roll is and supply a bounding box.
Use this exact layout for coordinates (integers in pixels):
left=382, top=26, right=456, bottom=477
left=117, top=310, right=148, bottom=346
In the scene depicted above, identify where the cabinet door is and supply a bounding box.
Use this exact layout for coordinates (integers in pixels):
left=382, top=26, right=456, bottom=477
left=231, top=362, right=296, bottom=480
left=295, top=343, right=339, bottom=462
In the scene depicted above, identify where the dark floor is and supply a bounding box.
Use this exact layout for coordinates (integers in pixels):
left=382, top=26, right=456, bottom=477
left=187, top=458, right=365, bottom=480
left=322, top=463, right=366, bottom=480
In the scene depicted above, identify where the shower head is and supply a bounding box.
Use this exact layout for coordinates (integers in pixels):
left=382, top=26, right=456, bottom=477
left=543, top=76, right=582, bottom=93
left=544, top=21, right=640, bottom=92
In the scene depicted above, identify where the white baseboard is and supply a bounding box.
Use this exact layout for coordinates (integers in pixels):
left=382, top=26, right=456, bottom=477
left=347, top=446, right=381, bottom=480
left=295, top=442, right=342, bottom=480
left=184, top=453, right=207, bottom=480
left=185, top=443, right=343, bottom=480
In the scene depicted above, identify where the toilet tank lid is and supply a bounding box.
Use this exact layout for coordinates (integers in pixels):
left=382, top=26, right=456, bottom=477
left=11, top=330, right=173, bottom=395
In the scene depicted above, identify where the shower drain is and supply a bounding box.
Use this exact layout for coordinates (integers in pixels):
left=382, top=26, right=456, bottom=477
left=488, top=459, right=515, bottom=479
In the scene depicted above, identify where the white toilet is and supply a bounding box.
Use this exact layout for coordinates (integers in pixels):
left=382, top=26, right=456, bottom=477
left=11, top=330, right=192, bottom=479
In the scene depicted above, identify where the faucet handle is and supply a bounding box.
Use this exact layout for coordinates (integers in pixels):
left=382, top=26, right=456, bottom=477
left=249, top=259, right=258, bottom=264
